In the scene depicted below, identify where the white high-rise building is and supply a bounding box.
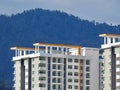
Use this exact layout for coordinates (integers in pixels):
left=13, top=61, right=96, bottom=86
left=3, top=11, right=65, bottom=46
left=99, top=34, right=120, bottom=90
left=11, top=42, right=99, bottom=90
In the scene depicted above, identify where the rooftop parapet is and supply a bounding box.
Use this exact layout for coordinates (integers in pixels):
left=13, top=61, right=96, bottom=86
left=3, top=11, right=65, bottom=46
left=11, top=43, right=82, bottom=57
left=10, top=47, right=35, bottom=57
left=33, top=42, right=81, bottom=55
left=99, top=34, right=120, bottom=48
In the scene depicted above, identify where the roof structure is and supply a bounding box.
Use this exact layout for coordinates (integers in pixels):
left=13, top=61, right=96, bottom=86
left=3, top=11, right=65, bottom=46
left=99, top=34, right=120, bottom=37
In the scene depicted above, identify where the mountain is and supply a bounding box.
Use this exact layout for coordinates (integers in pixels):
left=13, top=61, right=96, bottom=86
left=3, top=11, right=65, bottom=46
left=0, top=8, right=120, bottom=89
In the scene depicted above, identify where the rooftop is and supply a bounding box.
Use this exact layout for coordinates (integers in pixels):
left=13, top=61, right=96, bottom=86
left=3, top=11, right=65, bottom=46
left=99, top=34, right=120, bottom=37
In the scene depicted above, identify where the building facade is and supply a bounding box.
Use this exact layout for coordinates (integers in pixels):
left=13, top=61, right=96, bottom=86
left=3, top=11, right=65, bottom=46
left=11, top=43, right=99, bottom=90
left=99, top=34, right=120, bottom=90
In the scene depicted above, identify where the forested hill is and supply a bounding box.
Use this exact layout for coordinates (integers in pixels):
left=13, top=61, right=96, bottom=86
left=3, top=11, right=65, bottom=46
left=0, top=8, right=120, bottom=89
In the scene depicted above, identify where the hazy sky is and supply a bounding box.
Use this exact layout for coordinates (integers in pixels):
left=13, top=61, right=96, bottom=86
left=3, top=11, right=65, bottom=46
left=0, top=0, right=120, bottom=24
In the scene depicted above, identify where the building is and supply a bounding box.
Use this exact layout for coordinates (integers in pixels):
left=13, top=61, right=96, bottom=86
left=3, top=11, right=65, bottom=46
left=99, top=34, right=120, bottom=90
left=11, top=42, right=99, bottom=90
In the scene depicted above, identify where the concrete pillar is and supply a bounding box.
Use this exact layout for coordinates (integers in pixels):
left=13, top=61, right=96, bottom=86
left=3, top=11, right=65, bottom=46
left=50, top=46, right=52, bottom=54
left=24, top=51, right=26, bottom=55
left=45, top=46, right=48, bottom=54
left=104, top=37, right=107, bottom=44
left=113, top=38, right=116, bottom=43
left=107, top=37, right=111, bottom=44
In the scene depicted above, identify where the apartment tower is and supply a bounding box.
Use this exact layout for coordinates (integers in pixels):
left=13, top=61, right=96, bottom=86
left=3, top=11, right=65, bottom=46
left=11, top=43, right=99, bottom=90
left=99, top=34, right=120, bottom=90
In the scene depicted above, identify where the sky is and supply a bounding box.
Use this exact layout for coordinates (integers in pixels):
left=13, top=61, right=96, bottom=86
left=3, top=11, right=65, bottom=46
left=0, top=0, right=120, bottom=25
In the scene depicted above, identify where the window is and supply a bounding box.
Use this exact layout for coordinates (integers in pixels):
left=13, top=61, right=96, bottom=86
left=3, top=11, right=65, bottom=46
left=52, top=71, right=56, bottom=76
left=74, top=79, right=78, bottom=83
left=68, top=79, right=72, bottom=82
left=68, top=58, right=72, bottom=62
left=52, top=78, right=56, bottom=83
left=58, top=58, right=62, bottom=63
left=32, top=84, right=34, bottom=88
left=74, top=66, right=78, bottom=69
left=74, top=86, right=78, bottom=89
left=58, top=78, right=62, bottom=83
left=39, top=83, right=46, bottom=87
left=53, top=64, right=57, bottom=69
left=53, top=58, right=56, bottom=62
left=39, top=77, right=46, bottom=81
left=68, top=65, right=72, bottom=69
left=68, top=72, right=72, bottom=76
left=39, top=63, right=46, bottom=67
left=58, top=71, right=62, bottom=76
left=39, top=57, right=46, bottom=60
left=32, top=64, right=34, bottom=68
left=74, top=59, right=78, bottom=63
left=52, top=84, right=57, bottom=89
left=86, top=60, right=90, bottom=65
left=68, top=85, right=72, bottom=89
left=86, top=73, right=90, bottom=78
left=74, top=72, right=78, bottom=76
left=39, top=70, right=46, bottom=74
left=32, top=77, right=34, bottom=81
left=86, top=86, right=90, bottom=90
left=86, top=67, right=90, bottom=72
left=58, top=65, right=62, bottom=70
left=86, top=80, right=90, bottom=85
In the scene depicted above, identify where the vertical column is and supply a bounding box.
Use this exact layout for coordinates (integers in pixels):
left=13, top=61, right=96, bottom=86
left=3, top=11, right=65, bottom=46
left=50, top=46, right=52, bottom=54
left=23, top=51, right=26, bottom=55
left=61, top=47, right=64, bottom=54
left=113, top=38, right=116, bottom=43
left=21, top=59, right=25, bottom=90
left=28, top=58, right=32, bottom=90
left=107, top=37, right=111, bottom=44
left=15, top=50, right=18, bottom=56
left=48, top=57, right=51, bottom=90
left=104, top=37, right=107, bottom=44
left=78, top=60, right=83, bottom=90
left=45, top=46, right=48, bottom=54
left=111, top=47, right=116, bottom=90
left=64, top=58, right=66, bottom=90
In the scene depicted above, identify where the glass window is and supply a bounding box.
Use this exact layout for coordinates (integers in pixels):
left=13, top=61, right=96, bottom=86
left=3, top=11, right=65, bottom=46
left=68, top=72, right=72, bottom=76
left=68, top=85, right=72, bottom=89
left=86, top=60, right=90, bottom=65
left=58, top=58, right=62, bottom=63
left=74, top=72, right=78, bottom=76
left=86, top=67, right=90, bottom=72
left=74, top=86, right=78, bottom=89
left=58, top=71, right=62, bottom=76
left=86, top=73, right=90, bottom=78
left=39, top=57, right=46, bottom=60
left=58, top=65, right=62, bottom=70
left=68, top=79, right=72, bottom=82
left=86, top=86, right=90, bottom=90
left=53, top=58, right=56, bottom=62
left=39, top=83, right=46, bottom=87
left=68, top=58, right=72, bottom=62
left=39, top=70, right=46, bottom=74
left=74, top=79, right=78, bottom=83
left=39, top=63, right=46, bottom=67
left=39, top=77, right=46, bottom=81
left=52, top=78, right=56, bottom=83
left=52, top=71, right=56, bottom=76
left=68, top=65, right=72, bottom=69
left=74, top=66, right=78, bottom=69
left=52, top=84, right=56, bottom=89
left=58, top=78, right=62, bottom=83
left=86, top=80, right=90, bottom=85
left=53, top=64, right=57, bottom=69
left=74, top=59, right=78, bottom=63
